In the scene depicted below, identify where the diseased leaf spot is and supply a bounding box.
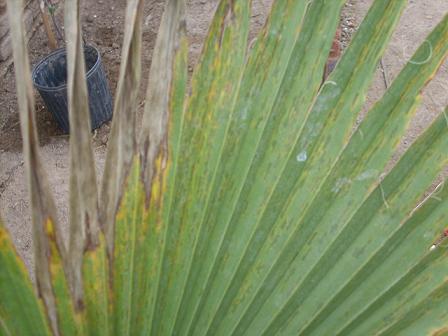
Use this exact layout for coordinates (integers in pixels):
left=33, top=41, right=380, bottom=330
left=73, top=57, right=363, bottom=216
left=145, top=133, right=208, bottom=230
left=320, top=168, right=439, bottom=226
left=429, top=228, right=448, bottom=251
left=331, top=177, right=351, bottom=193
left=296, top=151, right=307, bottom=162
left=355, top=169, right=379, bottom=181
left=240, top=107, right=249, bottom=121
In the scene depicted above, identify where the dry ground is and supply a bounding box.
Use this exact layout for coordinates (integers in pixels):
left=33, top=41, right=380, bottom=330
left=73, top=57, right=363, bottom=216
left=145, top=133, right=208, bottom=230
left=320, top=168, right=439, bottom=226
left=0, top=0, right=447, bottom=274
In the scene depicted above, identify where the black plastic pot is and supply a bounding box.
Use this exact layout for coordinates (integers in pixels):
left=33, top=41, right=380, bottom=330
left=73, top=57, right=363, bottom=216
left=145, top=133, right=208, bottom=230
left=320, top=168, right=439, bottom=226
left=32, top=45, right=113, bottom=133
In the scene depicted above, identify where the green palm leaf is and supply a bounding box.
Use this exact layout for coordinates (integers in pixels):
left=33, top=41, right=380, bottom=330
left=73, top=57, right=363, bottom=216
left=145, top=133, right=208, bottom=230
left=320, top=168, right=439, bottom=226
left=0, top=217, right=51, bottom=335
left=2, top=0, right=447, bottom=335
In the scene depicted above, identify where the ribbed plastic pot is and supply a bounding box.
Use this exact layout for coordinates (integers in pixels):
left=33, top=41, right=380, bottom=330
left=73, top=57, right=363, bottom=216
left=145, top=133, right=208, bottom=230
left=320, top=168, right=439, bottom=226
left=31, top=45, right=113, bottom=134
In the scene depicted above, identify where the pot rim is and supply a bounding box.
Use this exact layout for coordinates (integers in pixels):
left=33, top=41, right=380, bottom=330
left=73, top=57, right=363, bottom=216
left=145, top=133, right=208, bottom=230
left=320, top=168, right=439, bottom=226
left=31, top=44, right=101, bottom=92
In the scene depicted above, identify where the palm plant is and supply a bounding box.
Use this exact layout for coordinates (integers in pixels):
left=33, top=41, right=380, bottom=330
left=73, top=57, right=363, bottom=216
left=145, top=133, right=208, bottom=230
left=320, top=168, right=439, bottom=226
left=1, top=0, right=447, bottom=334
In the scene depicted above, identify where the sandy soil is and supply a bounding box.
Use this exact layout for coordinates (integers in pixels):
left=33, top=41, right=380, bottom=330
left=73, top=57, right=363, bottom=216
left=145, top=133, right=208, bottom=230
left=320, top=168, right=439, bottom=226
left=351, top=0, right=448, bottom=155
left=0, top=0, right=447, bottom=274
left=349, top=0, right=448, bottom=191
